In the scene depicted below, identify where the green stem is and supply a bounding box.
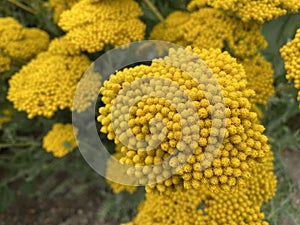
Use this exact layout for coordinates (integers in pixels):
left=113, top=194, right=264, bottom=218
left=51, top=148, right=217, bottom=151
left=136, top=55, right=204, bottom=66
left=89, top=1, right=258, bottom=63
left=7, top=0, right=36, bottom=14
left=142, top=0, right=164, bottom=22
left=0, top=142, right=37, bottom=149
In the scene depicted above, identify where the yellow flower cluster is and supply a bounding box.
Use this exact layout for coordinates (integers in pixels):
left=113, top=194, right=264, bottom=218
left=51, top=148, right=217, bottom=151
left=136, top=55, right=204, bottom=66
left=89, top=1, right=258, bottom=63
left=280, top=28, right=300, bottom=107
left=0, top=109, right=12, bottom=128
left=7, top=37, right=91, bottom=118
left=0, top=17, right=50, bottom=73
left=239, top=54, right=274, bottom=105
left=122, top=151, right=276, bottom=225
left=150, top=8, right=267, bottom=59
left=187, top=0, right=300, bottom=23
left=58, top=0, right=146, bottom=53
left=98, top=47, right=271, bottom=193
left=150, top=8, right=274, bottom=106
left=43, top=123, right=78, bottom=157
left=106, top=144, right=137, bottom=194
left=49, top=0, right=81, bottom=23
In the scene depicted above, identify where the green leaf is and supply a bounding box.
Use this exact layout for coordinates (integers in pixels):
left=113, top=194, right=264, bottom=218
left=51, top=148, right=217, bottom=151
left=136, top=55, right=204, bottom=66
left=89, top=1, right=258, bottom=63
left=19, top=181, right=35, bottom=197
left=0, top=185, right=15, bottom=212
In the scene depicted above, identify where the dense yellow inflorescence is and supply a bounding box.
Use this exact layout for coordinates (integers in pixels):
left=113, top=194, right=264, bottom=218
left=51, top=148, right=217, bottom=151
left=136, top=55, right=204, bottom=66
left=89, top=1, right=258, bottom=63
left=49, top=0, right=81, bottom=23
left=43, top=123, right=78, bottom=157
left=239, top=54, right=274, bottom=105
left=150, top=8, right=267, bottom=59
left=122, top=151, right=276, bottom=225
left=98, top=47, right=271, bottom=193
left=0, top=17, right=50, bottom=73
left=58, top=0, right=146, bottom=53
left=106, top=144, right=138, bottom=194
left=7, top=36, right=91, bottom=118
left=187, top=0, right=300, bottom=23
left=280, top=28, right=300, bottom=108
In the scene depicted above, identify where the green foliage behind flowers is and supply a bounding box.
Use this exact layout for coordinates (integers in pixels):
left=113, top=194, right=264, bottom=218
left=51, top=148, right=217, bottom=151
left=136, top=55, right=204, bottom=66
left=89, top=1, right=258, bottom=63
left=0, top=0, right=300, bottom=225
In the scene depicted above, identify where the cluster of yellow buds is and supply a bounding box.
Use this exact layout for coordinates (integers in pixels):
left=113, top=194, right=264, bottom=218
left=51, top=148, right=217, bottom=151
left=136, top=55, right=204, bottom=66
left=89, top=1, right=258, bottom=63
left=150, top=8, right=267, bottom=59
left=7, top=36, right=91, bottom=118
left=122, top=151, right=276, bottom=225
left=280, top=28, right=300, bottom=108
left=188, top=0, right=300, bottom=23
left=43, top=123, right=78, bottom=157
left=58, top=0, right=146, bottom=53
left=98, top=46, right=272, bottom=194
left=0, top=17, right=49, bottom=73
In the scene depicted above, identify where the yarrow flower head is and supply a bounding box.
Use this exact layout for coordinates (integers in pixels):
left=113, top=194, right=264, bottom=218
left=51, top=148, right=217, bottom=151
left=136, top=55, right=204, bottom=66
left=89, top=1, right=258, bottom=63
left=280, top=28, right=300, bottom=108
left=98, top=46, right=271, bottom=194
left=187, top=0, right=300, bottom=23
left=150, top=8, right=267, bottom=59
left=7, top=36, right=91, bottom=118
left=58, top=0, right=146, bottom=53
left=43, top=123, right=78, bottom=158
left=0, top=17, right=49, bottom=73
left=122, top=151, right=276, bottom=225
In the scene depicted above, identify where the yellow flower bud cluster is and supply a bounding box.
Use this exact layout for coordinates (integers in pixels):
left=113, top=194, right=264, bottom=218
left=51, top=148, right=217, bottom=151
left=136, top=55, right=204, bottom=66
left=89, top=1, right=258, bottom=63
left=43, top=123, right=78, bottom=158
left=0, top=109, right=12, bottom=128
left=280, top=28, right=300, bottom=107
left=49, top=0, right=81, bottom=23
left=7, top=37, right=91, bottom=118
left=0, top=17, right=49, bottom=73
left=122, top=151, right=276, bottom=225
left=239, top=54, right=274, bottom=106
left=98, top=47, right=271, bottom=193
left=150, top=8, right=267, bottom=59
left=58, top=0, right=146, bottom=53
left=106, top=144, right=138, bottom=194
left=188, top=0, right=300, bottom=23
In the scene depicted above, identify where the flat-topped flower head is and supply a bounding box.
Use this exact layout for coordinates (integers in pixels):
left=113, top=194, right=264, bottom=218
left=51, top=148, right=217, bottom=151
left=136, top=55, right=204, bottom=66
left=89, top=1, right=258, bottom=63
left=98, top=46, right=271, bottom=193
left=188, top=0, right=300, bottom=23
left=58, top=0, right=146, bottom=53
left=7, top=36, right=91, bottom=118
left=0, top=17, right=49, bottom=72
left=150, top=8, right=267, bottom=59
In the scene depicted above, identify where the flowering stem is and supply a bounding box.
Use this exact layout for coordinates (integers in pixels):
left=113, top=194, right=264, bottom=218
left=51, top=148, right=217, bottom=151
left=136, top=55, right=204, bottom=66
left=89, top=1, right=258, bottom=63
left=142, top=0, right=164, bottom=22
left=0, top=142, right=37, bottom=149
left=7, top=0, right=36, bottom=14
